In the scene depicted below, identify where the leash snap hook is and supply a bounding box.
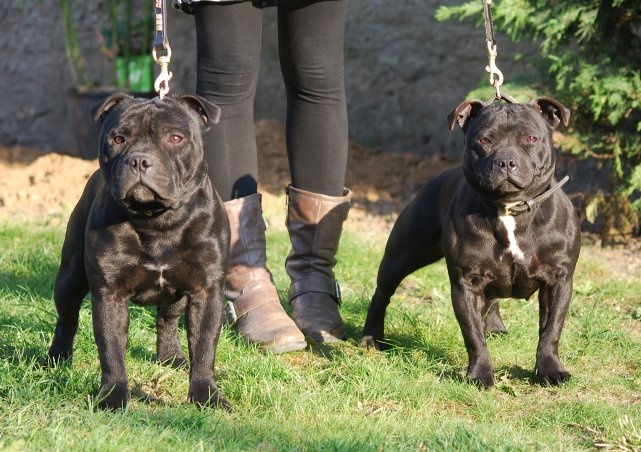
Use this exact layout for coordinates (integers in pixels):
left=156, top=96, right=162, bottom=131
left=485, top=41, right=503, bottom=99
left=153, top=46, right=173, bottom=100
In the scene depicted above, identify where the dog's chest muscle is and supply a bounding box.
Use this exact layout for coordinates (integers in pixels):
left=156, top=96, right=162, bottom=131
left=129, top=256, right=201, bottom=305
left=107, top=231, right=211, bottom=305
left=497, top=214, right=525, bottom=260
left=491, top=214, right=540, bottom=297
left=142, top=262, right=171, bottom=288
left=451, top=214, right=540, bottom=298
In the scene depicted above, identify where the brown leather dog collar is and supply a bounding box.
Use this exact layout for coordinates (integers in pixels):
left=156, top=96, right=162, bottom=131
left=499, top=175, right=570, bottom=216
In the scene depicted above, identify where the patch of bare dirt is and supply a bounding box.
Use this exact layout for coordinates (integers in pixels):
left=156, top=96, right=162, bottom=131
left=0, top=119, right=449, bottom=232
left=0, top=146, right=97, bottom=226
left=0, top=119, right=638, bottom=282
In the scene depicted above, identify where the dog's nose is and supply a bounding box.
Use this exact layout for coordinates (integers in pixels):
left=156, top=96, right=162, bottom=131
left=494, top=157, right=518, bottom=171
left=125, top=154, right=153, bottom=173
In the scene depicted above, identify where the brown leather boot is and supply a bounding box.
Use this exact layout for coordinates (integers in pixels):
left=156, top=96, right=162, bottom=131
left=285, top=186, right=352, bottom=344
left=224, top=193, right=307, bottom=354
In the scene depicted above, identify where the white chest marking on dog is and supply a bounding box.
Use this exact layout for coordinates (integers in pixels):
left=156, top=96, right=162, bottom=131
left=143, top=263, right=171, bottom=287
left=498, top=213, right=525, bottom=260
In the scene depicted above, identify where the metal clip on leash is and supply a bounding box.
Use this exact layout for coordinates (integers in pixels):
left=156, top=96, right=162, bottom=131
left=153, top=0, right=173, bottom=100
left=483, top=0, right=504, bottom=100
left=486, top=41, right=503, bottom=98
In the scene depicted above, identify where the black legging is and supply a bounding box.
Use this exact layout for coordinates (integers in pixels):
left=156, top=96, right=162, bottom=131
left=194, top=0, right=348, bottom=201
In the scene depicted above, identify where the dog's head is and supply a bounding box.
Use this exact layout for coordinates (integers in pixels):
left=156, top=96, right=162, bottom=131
left=448, top=97, right=570, bottom=206
left=92, top=93, right=221, bottom=216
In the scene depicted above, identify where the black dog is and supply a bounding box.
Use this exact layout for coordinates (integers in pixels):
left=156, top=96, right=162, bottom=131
left=46, top=93, right=231, bottom=410
left=361, top=97, right=580, bottom=388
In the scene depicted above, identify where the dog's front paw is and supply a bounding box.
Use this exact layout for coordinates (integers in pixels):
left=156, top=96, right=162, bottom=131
left=536, top=356, right=571, bottom=386
left=188, top=380, right=231, bottom=411
left=96, top=382, right=130, bottom=411
left=44, top=337, right=75, bottom=367
left=359, top=334, right=388, bottom=351
left=465, top=362, right=495, bottom=389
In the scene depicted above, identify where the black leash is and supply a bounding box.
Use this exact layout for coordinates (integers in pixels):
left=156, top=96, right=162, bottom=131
left=152, top=0, right=172, bottom=99
left=483, top=0, right=497, bottom=49
left=153, top=0, right=169, bottom=52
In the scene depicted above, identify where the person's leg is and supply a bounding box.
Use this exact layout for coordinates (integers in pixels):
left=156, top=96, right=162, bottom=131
left=278, top=0, right=352, bottom=343
left=278, top=0, right=349, bottom=196
left=195, top=1, right=261, bottom=201
left=195, top=3, right=306, bottom=353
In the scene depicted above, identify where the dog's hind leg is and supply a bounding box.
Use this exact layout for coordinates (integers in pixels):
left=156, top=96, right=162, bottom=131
left=46, top=174, right=104, bottom=365
left=156, top=299, right=188, bottom=368
left=483, top=299, right=508, bottom=336
left=361, top=214, right=443, bottom=350
left=46, top=221, right=89, bottom=365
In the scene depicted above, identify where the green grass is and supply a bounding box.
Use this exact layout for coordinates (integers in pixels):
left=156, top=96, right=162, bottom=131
left=1, top=219, right=640, bottom=451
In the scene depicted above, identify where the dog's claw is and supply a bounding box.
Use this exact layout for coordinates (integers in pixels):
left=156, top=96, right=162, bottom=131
left=41, top=353, right=72, bottom=368
left=465, top=374, right=495, bottom=389
left=158, top=354, right=188, bottom=369
left=537, top=370, right=571, bottom=386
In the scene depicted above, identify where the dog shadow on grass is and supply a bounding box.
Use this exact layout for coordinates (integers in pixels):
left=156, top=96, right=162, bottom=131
left=309, top=318, right=456, bottom=369
left=0, top=261, right=58, bottom=301
left=341, top=317, right=541, bottom=387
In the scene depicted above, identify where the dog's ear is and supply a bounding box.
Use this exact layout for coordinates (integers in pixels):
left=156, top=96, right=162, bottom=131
left=92, top=93, right=133, bottom=123
left=531, top=96, right=570, bottom=128
left=180, top=94, right=221, bottom=126
left=447, top=100, right=484, bottom=131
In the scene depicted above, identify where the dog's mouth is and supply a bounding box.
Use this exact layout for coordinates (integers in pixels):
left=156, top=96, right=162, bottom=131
left=496, top=176, right=527, bottom=193
left=121, top=183, right=175, bottom=216
left=477, top=172, right=528, bottom=195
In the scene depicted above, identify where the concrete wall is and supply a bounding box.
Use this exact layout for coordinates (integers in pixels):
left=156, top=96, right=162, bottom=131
left=0, top=0, right=531, bottom=158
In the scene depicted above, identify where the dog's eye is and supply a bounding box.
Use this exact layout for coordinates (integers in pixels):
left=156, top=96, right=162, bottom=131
left=526, top=135, right=538, bottom=143
left=169, top=134, right=183, bottom=144
left=113, top=135, right=126, bottom=145
left=478, top=137, right=491, bottom=145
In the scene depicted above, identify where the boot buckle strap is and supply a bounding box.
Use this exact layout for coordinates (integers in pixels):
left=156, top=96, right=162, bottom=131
left=288, top=275, right=342, bottom=306
left=225, top=296, right=275, bottom=325
left=333, top=281, right=342, bottom=305
left=224, top=279, right=281, bottom=325
left=224, top=301, right=238, bottom=325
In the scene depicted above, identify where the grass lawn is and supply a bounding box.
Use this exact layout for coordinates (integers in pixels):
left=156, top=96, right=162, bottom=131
left=1, top=218, right=640, bottom=451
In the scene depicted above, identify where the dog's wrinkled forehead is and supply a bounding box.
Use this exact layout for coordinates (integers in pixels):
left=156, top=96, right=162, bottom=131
left=448, top=97, right=570, bottom=133
left=94, top=93, right=221, bottom=138
left=469, top=103, right=547, bottom=135
left=97, top=99, right=176, bottom=140
left=124, top=100, right=191, bottom=134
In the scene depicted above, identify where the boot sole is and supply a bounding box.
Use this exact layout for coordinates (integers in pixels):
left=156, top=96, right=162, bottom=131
left=303, top=331, right=346, bottom=345
left=267, top=339, right=308, bottom=354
